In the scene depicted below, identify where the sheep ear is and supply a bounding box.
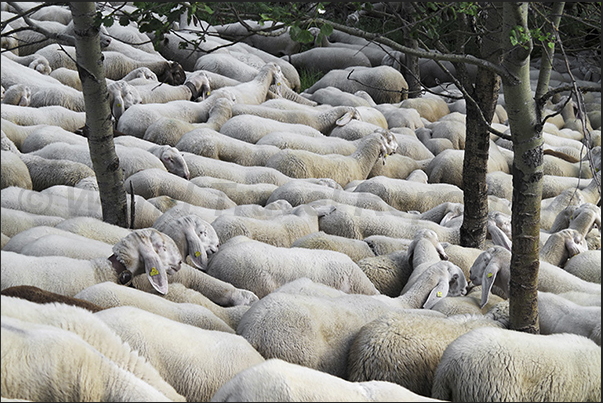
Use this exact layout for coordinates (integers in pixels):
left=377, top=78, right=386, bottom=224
left=435, top=242, right=448, bottom=261
left=336, top=111, right=355, bottom=126
left=138, top=243, right=169, bottom=295
left=185, top=226, right=209, bottom=270
left=480, top=260, right=500, bottom=309
left=488, top=223, right=512, bottom=251
left=565, top=235, right=586, bottom=258
left=423, top=276, right=450, bottom=309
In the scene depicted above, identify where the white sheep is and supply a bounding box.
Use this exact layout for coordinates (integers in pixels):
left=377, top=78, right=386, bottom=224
left=469, top=245, right=601, bottom=309
left=35, top=43, right=186, bottom=86
left=429, top=285, right=507, bottom=317
left=73, top=281, right=234, bottom=333
left=355, top=249, right=415, bottom=297
left=209, top=203, right=333, bottom=248
left=210, top=358, right=444, bottom=402
left=562, top=250, right=601, bottom=284
left=207, top=61, right=285, bottom=105
left=1, top=83, right=32, bottom=106
left=39, top=184, right=161, bottom=229
left=19, top=152, right=96, bottom=191
left=352, top=175, right=464, bottom=213
left=539, top=228, right=589, bottom=267
left=303, top=86, right=376, bottom=107
left=124, top=168, right=237, bottom=210
left=219, top=114, right=326, bottom=144
left=115, top=92, right=227, bottom=138
left=190, top=176, right=278, bottom=206
left=347, top=304, right=509, bottom=397
left=175, top=126, right=280, bottom=167
left=53, top=216, right=132, bottom=245
left=291, top=230, right=376, bottom=263
left=194, top=51, right=270, bottom=82
left=4, top=226, right=113, bottom=260
left=537, top=291, right=601, bottom=345
left=237, top=261, right=468, bottom=378
left=151, top=200, right=295, bottom=234
left=400, top=229, right=454, bottom=295
left=31, top=142, right=167, bottom=179
left=303, top=65, right=409, bottom=104
left=265, top=128, right=398, bottom=187
left=205, top=235, right=380, bottom=299
left=314, top=200, right=461, bottom=243
left=1, top=315, right=180, bottom=402
left=265, top=178, right=404, bottom=213
left=182, top=151, right=293, bottom=186
left=144, top=97, right=235, bottom=145
left=1, top=149, right=32, bottom=190
left=0, top=295, right=186, bottom=401
left=256, top=129, right=358, bottom=155
left=2, top=184, right=159, bottom=229
left=126, top=70, right=211, bottom=105
left=230, top=103, right=365, bottom=135
left=1, top=104, right=86, bottom=132
left=2, top=55, right=86, bottom=111
left=18, top=124, right=88, bottom=153
left=431, top=327, right=601, bottom=402
left=94, top=305, right=266, bottom=402
left=0, top=206, right=64, bottom=238
left=152, top=214, right=219, bottom=271
left=1, top=228, right=183, bottom=296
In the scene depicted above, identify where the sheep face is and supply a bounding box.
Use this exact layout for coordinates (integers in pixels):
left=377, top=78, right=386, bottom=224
left=469, top=246, right=511, bottom=308
left=158, top=61, right=186, bottom=86
left=179, top=215, right=220, bottom=271
left=422, top=261, right=468, bottom=309
left=112, top=228, right=182, bottom=295
left=158, top=147, right=190, bottom=180
left=186, top=71, right=211, bottom=101
left=154, top=215, right=219, bottom=271
left=375, top=128, right=398, bottom=163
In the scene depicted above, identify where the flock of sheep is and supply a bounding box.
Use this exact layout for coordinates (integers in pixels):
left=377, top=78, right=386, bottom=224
left=1, top=2, right=601, bottom=402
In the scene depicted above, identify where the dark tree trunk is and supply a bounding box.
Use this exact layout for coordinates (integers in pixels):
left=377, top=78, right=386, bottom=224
left=460, top=4, right=503, bottom=248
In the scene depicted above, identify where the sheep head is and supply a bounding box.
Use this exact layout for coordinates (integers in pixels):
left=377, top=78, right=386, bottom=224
left=28, top=55, right=52, bottom=75
left=185, top=71, right=211, bottom=101
left=154, top=215, right=220, bottom=271
left=374, top=128, right=398, bottom=164
left=406, top=228, right=448, bottom=270
left=469, top=246, right=511, bottom=308
left=159, top=61, right=186, bottom=86
left=422, top=261, right=468, bottom=309
left=335, top=107, right=362, bottom=127
left=149, top=145, right=190, bottom=180
left=112, top=228, right=183, bottom=295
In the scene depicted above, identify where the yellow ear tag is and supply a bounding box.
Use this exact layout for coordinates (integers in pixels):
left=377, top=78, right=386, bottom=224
left=149, top=267, right=159, bottom=276
left=117, top=103, right=122, bottom=107
left=487, top=272, right=493, bottom=278
left=436, top=291, right=443, bottom=297
left=195, top=251, right=201, bottom=257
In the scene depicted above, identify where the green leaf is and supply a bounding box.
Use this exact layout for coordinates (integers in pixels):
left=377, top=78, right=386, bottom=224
left=119, top=15, right=130, bottom=26
left=296, top=29, right=315, bottom=44
left=319, top=23, right=333, bottom=37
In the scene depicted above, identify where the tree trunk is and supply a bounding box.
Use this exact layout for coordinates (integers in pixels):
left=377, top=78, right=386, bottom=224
left=501, top=2, right=543, bottom=334
left=69, top=2, right=129, bottom=228
left=460, top=4, right=503, bottom=248
left=402, top=2, right=421, bottom=98
left=534, top=2, right=565, bottom=101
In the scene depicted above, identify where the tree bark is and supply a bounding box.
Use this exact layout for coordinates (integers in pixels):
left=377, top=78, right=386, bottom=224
left=534, top=2, right=565, bottom=101
left=501, top=2, right=543, bottom=334
left=69, top=2, right=129, bottom=228
left=460, top=4, right=503, bottom=248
